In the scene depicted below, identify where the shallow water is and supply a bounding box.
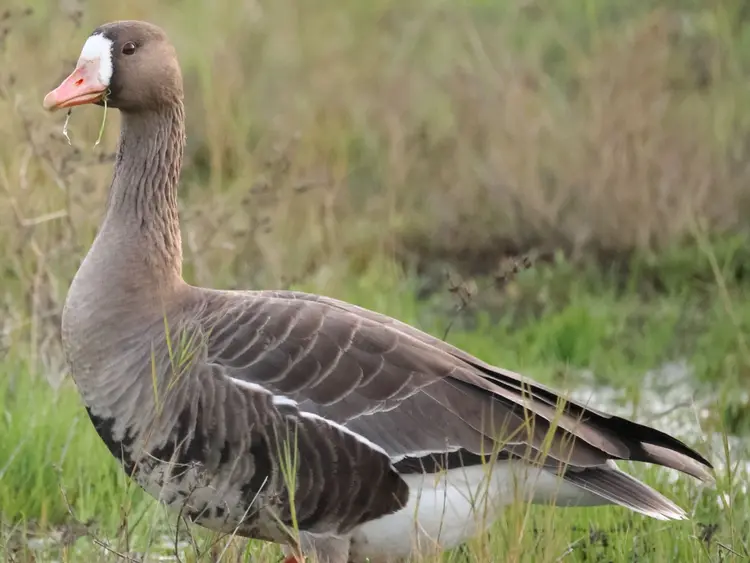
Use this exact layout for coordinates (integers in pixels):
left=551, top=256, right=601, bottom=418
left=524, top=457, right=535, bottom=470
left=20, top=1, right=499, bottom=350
left=570, top=359, right=749, bottom=495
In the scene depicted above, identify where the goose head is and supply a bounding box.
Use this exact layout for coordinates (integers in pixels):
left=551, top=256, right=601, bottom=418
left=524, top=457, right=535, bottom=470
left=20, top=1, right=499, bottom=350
left=43, top=20, right=182, bottom=113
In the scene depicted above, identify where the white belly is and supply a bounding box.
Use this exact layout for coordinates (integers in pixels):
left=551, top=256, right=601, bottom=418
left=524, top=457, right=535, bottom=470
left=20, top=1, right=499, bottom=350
left=349, top=461, right=589, bottom=562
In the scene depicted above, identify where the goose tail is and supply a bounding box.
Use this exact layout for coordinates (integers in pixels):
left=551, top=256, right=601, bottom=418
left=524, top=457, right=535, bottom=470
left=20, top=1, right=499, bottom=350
left=561, top=463, right=689, bottom=521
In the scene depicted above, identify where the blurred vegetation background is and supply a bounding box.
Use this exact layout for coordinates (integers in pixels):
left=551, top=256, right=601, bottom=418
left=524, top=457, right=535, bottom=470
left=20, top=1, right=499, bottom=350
left=4, top=0, right=750, bottom=293
left=1, top=0, right=750, bottom=561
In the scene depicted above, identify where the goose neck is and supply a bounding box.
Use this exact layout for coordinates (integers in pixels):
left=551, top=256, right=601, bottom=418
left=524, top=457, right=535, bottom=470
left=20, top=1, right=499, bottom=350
left=103, top=102, right=186, bottom=282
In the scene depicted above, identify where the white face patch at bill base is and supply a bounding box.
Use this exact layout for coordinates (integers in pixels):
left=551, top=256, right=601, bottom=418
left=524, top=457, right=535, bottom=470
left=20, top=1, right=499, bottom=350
left=78, top=33, right=114, bottom=86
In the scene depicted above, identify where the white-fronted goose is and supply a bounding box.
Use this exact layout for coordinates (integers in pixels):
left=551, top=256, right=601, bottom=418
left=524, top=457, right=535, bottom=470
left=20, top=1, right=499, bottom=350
left=44, top=20, right=713, bottom=563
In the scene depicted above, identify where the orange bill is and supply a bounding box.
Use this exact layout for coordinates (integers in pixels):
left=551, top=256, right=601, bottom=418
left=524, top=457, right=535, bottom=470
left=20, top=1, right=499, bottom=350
left=43, top=60, right=107, bottom=111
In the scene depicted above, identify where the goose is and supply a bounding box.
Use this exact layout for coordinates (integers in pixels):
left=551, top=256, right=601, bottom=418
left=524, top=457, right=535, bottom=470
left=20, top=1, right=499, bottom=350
left=43, top=20, right=713, bottom=563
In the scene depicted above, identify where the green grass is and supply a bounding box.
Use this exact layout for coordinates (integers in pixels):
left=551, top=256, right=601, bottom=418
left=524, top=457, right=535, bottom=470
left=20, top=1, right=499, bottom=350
left=1, top=252, right=749, bottom=562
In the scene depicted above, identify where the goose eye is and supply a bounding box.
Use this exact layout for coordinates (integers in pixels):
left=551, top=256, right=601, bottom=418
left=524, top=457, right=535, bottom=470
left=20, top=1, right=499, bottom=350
left=122, top=42, right=136, bottom=55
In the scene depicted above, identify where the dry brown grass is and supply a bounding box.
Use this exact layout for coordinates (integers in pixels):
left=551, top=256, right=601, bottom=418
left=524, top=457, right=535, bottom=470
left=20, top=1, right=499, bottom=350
left=1, top=0, right=749, bottom=322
